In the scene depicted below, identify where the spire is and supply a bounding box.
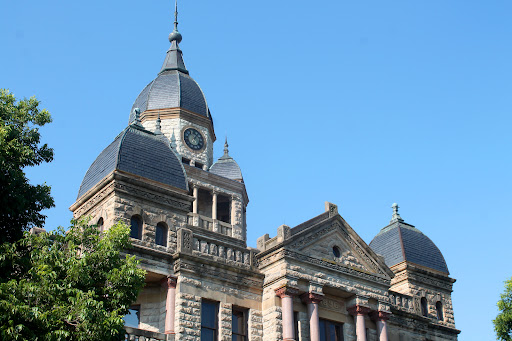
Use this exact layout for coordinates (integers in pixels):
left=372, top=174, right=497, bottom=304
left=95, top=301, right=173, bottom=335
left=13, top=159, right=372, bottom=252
left=170, top=128, right=178, bottom=150
left=161, top=0, right=188, bottom=74
left=155, top=114, right=163, bottom=135
left=223, top=137, right=229, bottom=156
left=390, top=203, right=404, bottom=223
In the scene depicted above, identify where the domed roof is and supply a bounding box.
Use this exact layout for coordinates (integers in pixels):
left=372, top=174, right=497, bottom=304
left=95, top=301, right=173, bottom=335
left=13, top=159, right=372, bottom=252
left=210, top=139, right=243, bottom=182
left=77, top=120, right=187, bottom=199
left=369, top=204, right=449, bottom=274
left=129, top=70, right=210, bottom=123
left=128, top=14, right=211, bottom=124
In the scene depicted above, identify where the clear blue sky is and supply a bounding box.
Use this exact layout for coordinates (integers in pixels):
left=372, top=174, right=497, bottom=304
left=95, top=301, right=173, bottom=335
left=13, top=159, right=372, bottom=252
left=2, top=1, right=511, bottom=339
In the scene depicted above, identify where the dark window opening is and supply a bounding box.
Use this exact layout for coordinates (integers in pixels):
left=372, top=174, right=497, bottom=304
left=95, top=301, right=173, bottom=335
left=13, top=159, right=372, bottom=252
left=332, top=246, right=341, bottom=258
left=182, top=157, right=191, bottom=165
left=421, top=297, right=428, bottom=317
left=195, top=161, right=204, bottom=169
left=436, top=301, right=444, bottom=321
left=197, top=188, right=213, bottom=218
left=217, top=194, right=231, bottom=224
left=123, top=305, right=140, bottom=328
left=320, top=318, right=344, bottom=341
left=294, top=311, right=299, bottom=340
left=97, top=217, right=104, bottom=233
left=201, top=300, right=218, bottom=341
left=232, top=308, right=248, bottom=341
left=156, top=222, right=167, bottom=247
left=130, top=215, right=142, bottom=240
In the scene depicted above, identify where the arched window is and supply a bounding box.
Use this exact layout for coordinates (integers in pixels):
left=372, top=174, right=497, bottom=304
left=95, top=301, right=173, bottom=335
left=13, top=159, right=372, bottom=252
left=155, top=222, right=167, bottom=247
left=130, top=215, right=142, bottom=240
left=436, top=301, right=444, bottom=321
left=421, top=297, right=428, bottom=317
left=97, top=217, right=104, bottom=233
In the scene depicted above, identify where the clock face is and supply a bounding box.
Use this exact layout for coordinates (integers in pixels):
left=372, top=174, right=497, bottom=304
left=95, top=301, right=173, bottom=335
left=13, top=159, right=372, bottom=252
left=183, top=128, right=205, bottom=151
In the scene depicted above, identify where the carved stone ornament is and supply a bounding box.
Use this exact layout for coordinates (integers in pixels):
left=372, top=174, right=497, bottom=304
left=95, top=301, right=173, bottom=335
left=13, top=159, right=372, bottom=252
left=300, top=292, right=324, bottom=304
left=347, top=305, right=371, bottom=316
left=275, top=286, right=299, bottom=298
left=115, top=182, right=189, bottom=211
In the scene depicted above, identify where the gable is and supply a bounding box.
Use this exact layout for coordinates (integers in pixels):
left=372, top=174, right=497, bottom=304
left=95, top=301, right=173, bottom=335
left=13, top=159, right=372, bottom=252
left=287, top=216, right=394, bottom=280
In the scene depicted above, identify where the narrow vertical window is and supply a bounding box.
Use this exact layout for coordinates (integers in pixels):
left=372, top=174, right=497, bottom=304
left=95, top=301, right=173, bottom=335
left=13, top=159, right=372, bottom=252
left=155, top=222, right=167, bottom=246
left=421, top=297, right=428, bottom=317
left=97, top=217, right=104, bottom=233
left=436, top=301, right=444, bottom=321
left=130, top=215, right=142, bottom=240
left=201, top=300, right=218, bottom=341
left=232, top=308, right=248, bottom=341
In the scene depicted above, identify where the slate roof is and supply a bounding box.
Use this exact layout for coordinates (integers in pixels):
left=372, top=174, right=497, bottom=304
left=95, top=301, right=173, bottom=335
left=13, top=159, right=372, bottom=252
left=77, top=124, right=187, bottom=199
left=209, top=140, right=243, bottom=182
left=369, top=220, right=449, bottom=274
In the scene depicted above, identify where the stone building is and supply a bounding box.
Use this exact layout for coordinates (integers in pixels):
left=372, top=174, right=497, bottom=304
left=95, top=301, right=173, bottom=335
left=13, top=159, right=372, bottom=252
left=70, top=6, right=459, bottom=341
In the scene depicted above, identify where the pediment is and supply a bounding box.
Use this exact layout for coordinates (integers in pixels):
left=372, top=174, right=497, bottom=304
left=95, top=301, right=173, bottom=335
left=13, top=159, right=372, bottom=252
left=287, top=216, right=394, bottom=279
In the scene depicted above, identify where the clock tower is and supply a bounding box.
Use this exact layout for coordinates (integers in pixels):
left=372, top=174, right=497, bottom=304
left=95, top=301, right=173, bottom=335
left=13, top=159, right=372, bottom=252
left=129, top=6, right=215, bottom=169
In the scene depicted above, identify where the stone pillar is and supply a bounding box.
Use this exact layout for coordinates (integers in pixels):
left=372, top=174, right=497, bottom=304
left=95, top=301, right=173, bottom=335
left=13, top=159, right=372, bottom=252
left=192, top=185, right=198, bottom=214
left=275, top=286, right=299, bottom=341
left=371, top=311, right=391, bottom=341
left=230, top=195, right=236, bottom=226
left=301, top=293, right=324, bottom=341
left=348, top=305, right=371, bottom=341
left=161, top=276, right=178, bottom=334
left=212, top=191, right=218, bottom=220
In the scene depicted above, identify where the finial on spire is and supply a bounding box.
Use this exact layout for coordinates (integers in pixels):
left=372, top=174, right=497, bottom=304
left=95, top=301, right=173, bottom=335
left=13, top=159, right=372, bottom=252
left=170, top=128, right=177, bottom=149
left=223, top=137, right=229, bottom=156
left=390, top=203, right=404, bottom=223
left=168, top=0, right=182, bottom=44
left=155, top=114, right=163, bottom=134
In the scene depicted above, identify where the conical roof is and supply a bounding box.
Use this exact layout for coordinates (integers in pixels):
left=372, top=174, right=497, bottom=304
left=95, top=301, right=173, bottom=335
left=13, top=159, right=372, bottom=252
left=128, top=6, right=211, bottom=123
left=210, top=138, right=243, bottom=182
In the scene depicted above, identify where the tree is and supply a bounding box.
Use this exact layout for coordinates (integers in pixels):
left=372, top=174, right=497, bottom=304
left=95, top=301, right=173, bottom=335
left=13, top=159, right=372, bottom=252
left=0, top=89, right=55, bottom=244
left=0, top=219, right=146, bottom=341
left=495, top=277, right=512, bottom=341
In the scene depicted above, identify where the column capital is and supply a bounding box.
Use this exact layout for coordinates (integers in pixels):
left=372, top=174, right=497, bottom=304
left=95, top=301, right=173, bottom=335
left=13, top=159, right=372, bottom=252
left=211, top=189, right=219, bottom=196
left=275, top=286, right=299, bottom=298
left=300, top=292, right=324, bottom=304
left=370, top=311, right=391, bottom=321
left=347, top=305, right=371, bottom=316
left=161, top=276, right=178, bottom=289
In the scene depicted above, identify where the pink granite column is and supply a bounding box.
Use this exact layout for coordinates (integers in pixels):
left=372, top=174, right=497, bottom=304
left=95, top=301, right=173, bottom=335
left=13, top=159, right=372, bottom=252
left=371, top=311, right=391, bottom=341
left=161, top=276, right=177, bottom=334
left=276, top=286, right=299, bottom=341
left=348, top=305, right=371, bottom=341
left=301, top=293, right=324, bottom=341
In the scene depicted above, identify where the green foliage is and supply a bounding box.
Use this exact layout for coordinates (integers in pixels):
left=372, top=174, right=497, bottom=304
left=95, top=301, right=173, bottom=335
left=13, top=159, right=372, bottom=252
left=0, top=89, right=55, bottom=244
left=0, top=219, right=146, bottom=341
left=495, top=277, right=512, bottom=340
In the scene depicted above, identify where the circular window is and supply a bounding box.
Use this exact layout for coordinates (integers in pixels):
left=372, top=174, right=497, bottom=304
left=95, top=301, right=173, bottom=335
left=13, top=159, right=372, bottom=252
left=332, top=246, right=341, bottom=258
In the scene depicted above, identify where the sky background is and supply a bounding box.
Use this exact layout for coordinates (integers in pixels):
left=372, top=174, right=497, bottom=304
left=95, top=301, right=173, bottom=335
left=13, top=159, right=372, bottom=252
left=2, top=0, right=511, bottom=339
